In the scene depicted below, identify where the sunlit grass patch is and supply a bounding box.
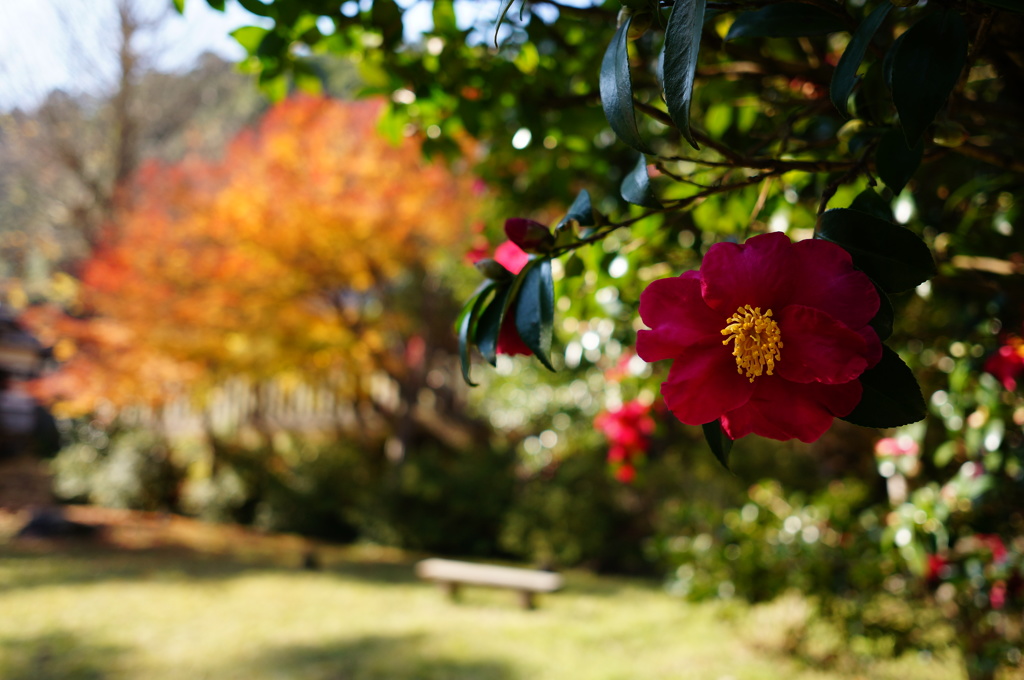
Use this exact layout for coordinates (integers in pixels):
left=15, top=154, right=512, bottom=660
left=0, top=538, right=966, bottom=680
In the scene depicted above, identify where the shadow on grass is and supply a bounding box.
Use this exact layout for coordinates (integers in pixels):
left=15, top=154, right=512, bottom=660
left=0, top=543, right=422, bottom=594
left=0, top=630, right=127, bottom=680
left=0, top=545, right=259, bottom=591
left=0, top=542, right=653, bottom=604
left=238, top=632, right=518, bottom=680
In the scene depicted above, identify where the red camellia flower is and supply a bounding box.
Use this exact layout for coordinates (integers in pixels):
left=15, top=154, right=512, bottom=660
left=637, top=232, right=883, bottom=443
left=595, top=400, right=655, bottom=483
left=492, top=240, right=533, bottom=357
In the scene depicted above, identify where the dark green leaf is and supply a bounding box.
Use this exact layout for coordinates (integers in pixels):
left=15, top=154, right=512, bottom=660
left=559, top=189, right=594, bottom=230
left=474, top=258, right=514, bottom=281
left=206, top=0, right=226, bottom=10
left=371, top=0, right=404, bottom=49
left=818, top=208, right=935, bottom=293
left=494, top=0, right=519, bottom=46
left=600, top=16, right=654, bottom=154
left=621, top=154, right=662, bottom=208
left=876, top=127, right=923, bottom=194
left=231, top=25, right=268, bottom=53
left=237, top=0, right=273, bottom=17
left=831, top=1, right=892, bottom=117
left=892, top=10, right=968, bottom=147
left=702, top=420, right=733, bottom=470
left=662, top=0, right=706, bottom=150
left=841, top=346, right=926, bottom=428
left=564, top=253, right=585, bottom=278
left=881, top=30, right=904, bottom=92
left=433, top=0, right=458, bottom=34
left=725, top=3, right=847, bottom=40
left=256, top=30, right=287, bottom=59
left=849, top=188, right=894, bottom=222
left=456, top=283, right=497, bottom=386
left=515, top=258, right=556, bottom=371
left=869, top=283, right=894, bottom=341
left=476, top=284, right=513, bottom=367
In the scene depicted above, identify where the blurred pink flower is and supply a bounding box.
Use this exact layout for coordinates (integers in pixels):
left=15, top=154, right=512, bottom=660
left=875, top=437, right=919, bottom=457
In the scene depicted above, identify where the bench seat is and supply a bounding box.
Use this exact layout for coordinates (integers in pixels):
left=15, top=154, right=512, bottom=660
left=415, top=558, right=562, bottom=609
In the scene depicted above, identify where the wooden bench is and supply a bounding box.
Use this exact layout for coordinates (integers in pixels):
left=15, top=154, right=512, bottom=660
left=415, top=558, right=563, bottom=610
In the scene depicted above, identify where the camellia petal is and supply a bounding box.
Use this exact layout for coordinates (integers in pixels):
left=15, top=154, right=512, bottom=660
left=700, top=232, right=796, bottom=313
left=638, top=231, right=886, bottom=444
left=637, top=272, right=723, bottom=362
left=721, top=378, right=862, bottom=443
left=660, top=340, right=755, bottom=426
left=788, top=239, right=880, bottom=329
left=775, top=304, right=872, bottom=384
left=493, top=240, right=530, bottom=275
left=857, top=326, right=883, bottom=367
left=497, top=312, right=533, bottom=356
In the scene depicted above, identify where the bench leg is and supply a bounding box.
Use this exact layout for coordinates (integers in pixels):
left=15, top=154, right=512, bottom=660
left=440, top=581, right=461, bottom=602
left=517, top=590, right=536, bottom=610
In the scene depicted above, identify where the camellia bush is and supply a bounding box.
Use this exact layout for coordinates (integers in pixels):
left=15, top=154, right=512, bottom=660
left=175, top=0, right=1020, bottom=676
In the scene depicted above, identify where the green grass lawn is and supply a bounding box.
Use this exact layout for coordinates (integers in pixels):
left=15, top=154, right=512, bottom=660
left=0, top=539, right=964, bottom=680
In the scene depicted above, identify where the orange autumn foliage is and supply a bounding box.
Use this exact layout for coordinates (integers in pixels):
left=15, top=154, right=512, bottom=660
left=26, top=96, right=480, bottom=416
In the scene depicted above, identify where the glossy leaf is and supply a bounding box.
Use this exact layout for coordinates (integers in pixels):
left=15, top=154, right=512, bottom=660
left=849, top=188, right=894, bottom=222
left=433, top=0, right=458, bottom=34
left=563, top=253, right=585, bottom=278
left=881, top=31, right=904, bottom=92
left=702, top=420, right=733, bottom=470
left=558, top=189, right=594, bottom=230
left=476, top=284, right=513, bottom=367
left=256, top=30, right=287, bottom=59
left=876, top=127, right=923, bottom=194
left=474, top=258, right=514, bottom=281
left=621, top=154, right=662, bottom=208
left=457, top=283, right=496, bottom=386
left=600, top=16, right=654, bottom=154
left=831, top=1, right=892, bottom=117
left=725, top=3, right=847, bottom=40
left=371, top=0, right=404, bottom=49
left=515, top=258, right=556, bottom=371
left=891, top=10, right=968, bottom=147
left=493, top=0, right=519, bottom=46
left=869, top=283, right=894, bottom=341
left=231, top=26, right=268, bottom=53
left=818, top=208, right=936, bottom=293
left=841, top=346, right=926, bottom=428
left=662, top=0, right=706, bottom=150
left=237, top=0, right=273, bottom=17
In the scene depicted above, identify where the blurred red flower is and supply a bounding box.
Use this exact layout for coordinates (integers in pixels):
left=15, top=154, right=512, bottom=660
left=596, top=400, right=654, bottom=483
left=637, top=232, right=882, bottom=443
left=984, top=337, right=1024, bottom=390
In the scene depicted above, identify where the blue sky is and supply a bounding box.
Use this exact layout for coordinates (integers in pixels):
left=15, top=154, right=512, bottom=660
left=0, top=0, right=265, bottom=111
left=0, top=0, right=594, bottom=111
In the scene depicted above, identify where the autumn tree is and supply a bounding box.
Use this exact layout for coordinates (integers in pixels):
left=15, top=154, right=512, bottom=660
left=26, top=96, right=482, bottom=446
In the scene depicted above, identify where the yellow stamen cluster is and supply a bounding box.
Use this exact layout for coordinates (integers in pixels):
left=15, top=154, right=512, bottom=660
left=721, top=305, right=783, bottom=383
